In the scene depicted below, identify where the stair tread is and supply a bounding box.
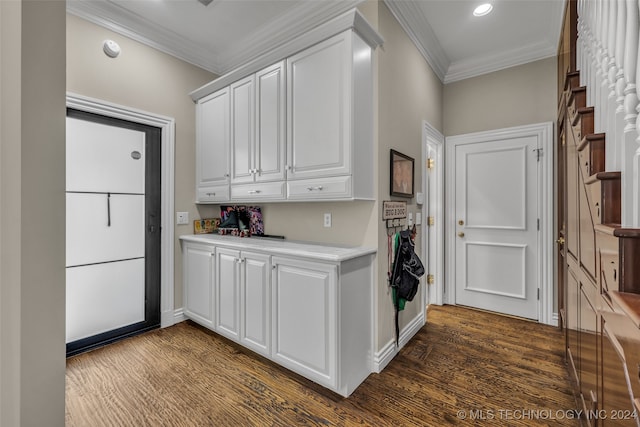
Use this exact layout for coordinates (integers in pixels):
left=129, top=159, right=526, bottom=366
left=613, top=228, right=640, bottom=238
left=609, top=291, right=640, bottom=329
left=595, top=223, right=620, bottom=234
left=585, top=171, right=621, bottom=185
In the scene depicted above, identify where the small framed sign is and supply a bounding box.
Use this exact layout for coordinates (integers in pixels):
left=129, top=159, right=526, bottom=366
left=383, top=201, right=407, bottom=220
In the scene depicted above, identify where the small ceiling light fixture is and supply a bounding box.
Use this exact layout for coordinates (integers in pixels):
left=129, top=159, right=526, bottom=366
left=473, top=3, right=493, bottom=17
left=103, top=39, right=121, bottom=58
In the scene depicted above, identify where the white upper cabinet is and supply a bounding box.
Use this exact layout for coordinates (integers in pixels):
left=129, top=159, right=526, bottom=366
left=230, top=62, right=286, bottom=192
left=255, top=62, right=286, bottom=183
left=191, top=9, right=382, bottom=203
left=286, top=30, right=373, bottom=200
left=230, top=75, right=255, bottom=185
left=287, top=32, right=351, bottom=181
left=196, top=88, right=230, bottom=202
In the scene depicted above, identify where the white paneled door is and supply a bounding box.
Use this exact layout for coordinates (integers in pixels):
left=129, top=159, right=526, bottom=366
left=453, top=134, right=540, bottom=320
left=66, top=110, right=161, bottom=355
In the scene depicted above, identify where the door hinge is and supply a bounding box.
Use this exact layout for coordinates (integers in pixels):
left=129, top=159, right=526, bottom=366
left=537, top=288, right=540, bottom=300
left=534, top=148, right=542, bottom=162
left=427, top=158, right=435, bottom=169
left=537, top=218, right=540, bottom=230
left=427, top=216, right=435, bottom=226
left=427, top=274, right=434, bottom=285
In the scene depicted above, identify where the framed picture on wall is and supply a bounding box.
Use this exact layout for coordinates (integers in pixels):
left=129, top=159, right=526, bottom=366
left=390, top=149, right=414, bottom=198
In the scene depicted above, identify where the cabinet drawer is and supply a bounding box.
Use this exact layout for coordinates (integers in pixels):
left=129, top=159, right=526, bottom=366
left=287, top=176, right=352, bottom=200
left=230, top=181, right=286, bottom=201
left=197, top=185, right=230, bottom=203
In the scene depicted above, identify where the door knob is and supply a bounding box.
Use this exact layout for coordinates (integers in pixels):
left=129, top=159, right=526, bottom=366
left=458, top=220, right=464, bottom=226
left=457, top=232, right=465, bottom=238
left=556, top=237, right=565, bottom=245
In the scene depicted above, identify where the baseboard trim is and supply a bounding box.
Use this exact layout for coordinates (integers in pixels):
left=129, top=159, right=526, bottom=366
left=372, top=311, right=425, bottom=373
left=174, top=308, right=186, bottom=324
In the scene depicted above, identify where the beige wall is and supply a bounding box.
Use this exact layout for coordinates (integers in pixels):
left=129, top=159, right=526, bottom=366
left=374, top=2, right=443, bottom=350
left=1, top=1, right=67, bottom=425
left=443, top=57, right=557, bottom=136
left=66, top=15, right=216, bottom=309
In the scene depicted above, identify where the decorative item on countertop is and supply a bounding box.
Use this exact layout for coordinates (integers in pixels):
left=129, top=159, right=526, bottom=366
left=194, top=218, right=220, bottom=234
left=218, top=205, right=263, bottom=237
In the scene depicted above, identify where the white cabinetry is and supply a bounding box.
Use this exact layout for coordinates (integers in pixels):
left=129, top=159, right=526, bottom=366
left=215, top=248, right=240, bottom=341
left=196, top=88, right=230, bottom=203
left=214, top=247, right=271, bottom=356
left=183, top=243, right=215, bottom=329
left=272, top=257, right=337, bottom=388
left=286, top=30, right=373, bottom=200
left=230, top=62, right=287, bottom=202
left=180, top=234, right=375, bottom=397
left=240, top=252, right=271, bottom=356
left=191, top=9, right=381, bottom=203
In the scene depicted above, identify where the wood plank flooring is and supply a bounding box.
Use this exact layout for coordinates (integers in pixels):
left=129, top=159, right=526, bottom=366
left=66, top=305, right=578, bottom=426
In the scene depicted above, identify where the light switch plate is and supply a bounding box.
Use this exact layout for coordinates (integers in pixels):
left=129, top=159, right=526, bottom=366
left=176, top=212, right=189, bottom=225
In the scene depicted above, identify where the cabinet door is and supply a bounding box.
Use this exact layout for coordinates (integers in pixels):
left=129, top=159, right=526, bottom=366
left=287, top=32, right=352, bottom=180
left=255, top=61, right=286, bottom=183
left=230, top=76, right=255, bottom=184
left=215, top=248, right=240, bottom=341
left=197, top=88, right=230, bottom=189
left=240, top=252, right=271, bottom=356
left=183, top=243, right=215, bottom=329
left=271, top=257, right=337, bottom=388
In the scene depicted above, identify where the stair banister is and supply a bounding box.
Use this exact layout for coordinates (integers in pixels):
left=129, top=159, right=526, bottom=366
left=622, top=0, right=639, bottom=226
left=606, top=0, right=617, bottom=147
left=614, top=0, right=627, bottom=172
left=599, top=0, right=610, bottom=134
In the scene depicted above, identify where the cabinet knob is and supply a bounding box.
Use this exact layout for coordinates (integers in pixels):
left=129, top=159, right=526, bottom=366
left=206, top=192, right=216, bottom=197
left=248, top=190, right=261, bottom=194
left=306, top=186, right=324, bottom=191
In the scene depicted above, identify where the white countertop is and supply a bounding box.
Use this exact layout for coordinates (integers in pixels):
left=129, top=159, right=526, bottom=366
left=179, top=234, right=376, bottom=262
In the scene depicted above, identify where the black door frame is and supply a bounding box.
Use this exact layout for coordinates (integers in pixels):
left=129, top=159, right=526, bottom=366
left=66, top=108, right=161, bottom=356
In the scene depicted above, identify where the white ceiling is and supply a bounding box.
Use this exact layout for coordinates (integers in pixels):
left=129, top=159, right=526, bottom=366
left=67, top=0, right=565, bottom=84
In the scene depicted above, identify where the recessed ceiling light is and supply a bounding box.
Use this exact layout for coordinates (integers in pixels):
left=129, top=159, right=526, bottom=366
left=473, top=3, right=493, bottom=17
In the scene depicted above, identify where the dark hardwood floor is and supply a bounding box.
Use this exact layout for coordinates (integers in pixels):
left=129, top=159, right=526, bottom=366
left=66, top=305, right=578, bottom=426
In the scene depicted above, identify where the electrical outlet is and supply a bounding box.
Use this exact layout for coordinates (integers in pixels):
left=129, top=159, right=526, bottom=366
left=323, top=213, right=332, bottom=228
left=176, top=212, right=189, bottom=225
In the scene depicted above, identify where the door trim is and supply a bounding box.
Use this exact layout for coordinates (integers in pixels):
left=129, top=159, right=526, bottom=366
left=445, top=122, right=555, bottom=325
left=421, top=121, right=445, bottom=306
left=66, top=93, right=176, bottom=328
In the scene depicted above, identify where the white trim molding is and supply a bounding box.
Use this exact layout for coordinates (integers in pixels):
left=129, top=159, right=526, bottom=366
left=373, top=310, right=424, bottom=373
left=421, top=121, right=445, bottom=306
left=66, top=93, right=176, bottom=328
left=444, top=122, right=555, bottom=326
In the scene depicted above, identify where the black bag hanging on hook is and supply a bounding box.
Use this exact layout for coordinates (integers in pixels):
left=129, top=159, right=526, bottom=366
left=390, top=229, right=425, bottom=346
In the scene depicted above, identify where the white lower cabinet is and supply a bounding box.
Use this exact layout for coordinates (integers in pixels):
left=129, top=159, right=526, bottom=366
left=183, top=243, right=215, bottom=329
left=240, top=252, right=271, bottom=356
left=215, top=248, right=241, bottom=341
left=272, top=257, right=337, bottom=388
left=180, top=236, right=374, bottom=397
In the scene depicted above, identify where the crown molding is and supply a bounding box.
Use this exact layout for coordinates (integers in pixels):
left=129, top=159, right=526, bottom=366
left=384, top=0, right=565, bottom=84
left=67, top=0, right=369, bottom=78
left=383, top=0, right=449, bottom=82
left=217, top=0, right=364, bottom=75
left=66, top=0, right=223, bottom=74
left=444, top=41, right=557, bottom=84
left=189, top=8, right=383, bottom=101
